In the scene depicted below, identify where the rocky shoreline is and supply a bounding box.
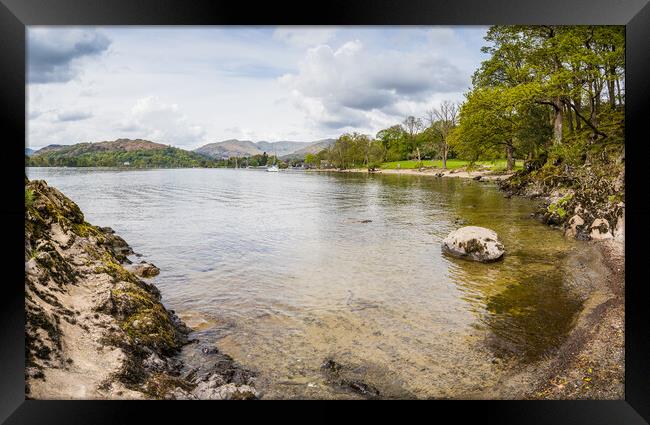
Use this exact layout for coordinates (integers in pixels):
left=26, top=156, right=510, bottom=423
left=493, top=159, right=625, bottom=399
left=25, top=178, right=257, bottom=399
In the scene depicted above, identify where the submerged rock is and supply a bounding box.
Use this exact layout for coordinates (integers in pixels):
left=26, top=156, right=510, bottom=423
left=442, top=226, right=505, bottom=262
left=320, top=358, right=381, bottom=398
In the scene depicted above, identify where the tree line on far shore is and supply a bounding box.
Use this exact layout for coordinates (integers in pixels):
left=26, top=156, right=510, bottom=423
left=308, top=25, right=624, bottom=173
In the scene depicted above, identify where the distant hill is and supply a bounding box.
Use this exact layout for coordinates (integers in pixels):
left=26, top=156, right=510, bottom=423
left=25, top=148, right=35, bottom=156
left=33, top=139, right=168, bottom=157
left=281, top=139, right=336, bottom=160
left=194, top=139, right=262, bottom=159
left=255, top=141, right=309, bottom=157
left=34, top=144, right=65, bottom=155
left=27, top=138, right=219, bottom=168
left=194, top=138, right=336, bottom=160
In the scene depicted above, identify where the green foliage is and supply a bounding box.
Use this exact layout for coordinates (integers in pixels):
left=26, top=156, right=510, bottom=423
left=304, top=153, right=316, bottom=167
left=25, top=188, right=35, bottom=209
left=28, top=147, right=220, bottom=168
left=452, top=25, right=624, bottom=170
left=547, top=194, right=574, bottom=219
left=327, top=133, right=378, bottom=169
left=376, top=125, right=409, bottom=161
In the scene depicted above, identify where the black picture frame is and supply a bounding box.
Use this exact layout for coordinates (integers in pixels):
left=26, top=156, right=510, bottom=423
left=2, top=0, right=649, bottom=423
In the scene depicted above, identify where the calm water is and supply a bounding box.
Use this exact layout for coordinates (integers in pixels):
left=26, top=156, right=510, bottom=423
left=27, top=167, right=589, bottom=398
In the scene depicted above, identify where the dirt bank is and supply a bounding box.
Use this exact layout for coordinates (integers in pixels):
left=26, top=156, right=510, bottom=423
left=527, top=239, right=624, bottom=399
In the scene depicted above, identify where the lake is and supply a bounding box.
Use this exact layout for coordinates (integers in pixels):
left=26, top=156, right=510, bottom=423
left=26, top=167, right=590, bottom=399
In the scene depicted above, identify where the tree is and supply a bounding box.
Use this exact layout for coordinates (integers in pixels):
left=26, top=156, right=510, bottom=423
left=328, top=133, right=372, bottom=169
left=376, top=125, right=408, bottom=161
left=367, top=141, right=386, bottom=171
left=304, top=153, right=316, bottom=168
left=473, top=25, right=624, bottom=151
left=426, top=101, right=459, bottom=169
left=402, top=116, right=424, bottom=166
left=453, top=85, right=552, bottom=172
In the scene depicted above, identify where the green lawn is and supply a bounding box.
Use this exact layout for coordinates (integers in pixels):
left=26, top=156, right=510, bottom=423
left=380, top=159, right=524, bottom=171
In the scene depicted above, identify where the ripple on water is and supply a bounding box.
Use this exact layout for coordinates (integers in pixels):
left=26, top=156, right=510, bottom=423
left=27, top=167, right=588, bottom=398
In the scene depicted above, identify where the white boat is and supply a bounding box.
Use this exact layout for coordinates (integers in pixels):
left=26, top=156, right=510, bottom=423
left=267, top=147, right=280, bottom=172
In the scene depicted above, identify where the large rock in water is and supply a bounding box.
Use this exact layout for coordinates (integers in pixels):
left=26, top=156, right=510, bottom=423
left=442, top=226, right=505, bottom=262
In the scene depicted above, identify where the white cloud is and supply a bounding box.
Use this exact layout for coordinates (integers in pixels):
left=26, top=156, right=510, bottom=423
left=279, top=37, right=469, bottom=132
left=118, top=96, right=206, bottom=146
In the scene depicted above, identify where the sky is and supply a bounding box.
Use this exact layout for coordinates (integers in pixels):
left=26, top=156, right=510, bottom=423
left=27, top=26, right=490, bottom=150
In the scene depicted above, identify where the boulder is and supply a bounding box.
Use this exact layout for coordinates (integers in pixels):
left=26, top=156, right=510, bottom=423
left=590, top=218, right=613, bottom=240
left=127, top=261, right=160, bottom=278
left=442, top=226, right=505, bottom=262
left=564, top=214, right=585, bottom=239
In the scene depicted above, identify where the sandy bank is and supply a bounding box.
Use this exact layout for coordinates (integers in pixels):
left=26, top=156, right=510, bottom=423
left=308, top=166, right=515, bottom=181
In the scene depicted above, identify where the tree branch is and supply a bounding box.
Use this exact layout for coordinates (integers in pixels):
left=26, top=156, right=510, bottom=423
left=563, top=99, right=607, bottom=138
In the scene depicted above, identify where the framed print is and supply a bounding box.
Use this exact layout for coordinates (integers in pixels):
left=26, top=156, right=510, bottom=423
left=1, top=0, right=649, bottom=423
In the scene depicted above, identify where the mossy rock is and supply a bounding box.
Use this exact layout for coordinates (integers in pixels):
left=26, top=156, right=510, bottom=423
left=110, top=282, right=185, bottom=355
left=32, top=240, right=78, bottom=286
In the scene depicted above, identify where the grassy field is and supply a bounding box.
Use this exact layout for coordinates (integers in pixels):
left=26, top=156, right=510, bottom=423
left=380, top=159, right=524, bottom=171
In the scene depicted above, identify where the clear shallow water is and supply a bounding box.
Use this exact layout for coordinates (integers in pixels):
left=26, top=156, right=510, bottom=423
left=27, top=167, right=587, bottom=398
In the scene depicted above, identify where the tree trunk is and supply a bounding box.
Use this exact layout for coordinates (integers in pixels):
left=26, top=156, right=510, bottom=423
left=607, top=76, right=616, bottom=109
left=565, top=104, right=574, bottom=134
left=615, top=77, right=623, bottom=106
left=506, top=143, right=514, bottom=172
left=574, top=97, right=582, bottom=131
left=416, top=147, right=421, bottom=167
left=553, top=98, right=563, bottom=145
left=442, top=144, right=448, bottom=169
left=607, top=45, right=617, bottom=109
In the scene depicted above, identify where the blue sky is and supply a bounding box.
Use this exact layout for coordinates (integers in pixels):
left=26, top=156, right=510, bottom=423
left=27, top=26, right=489, bottom=150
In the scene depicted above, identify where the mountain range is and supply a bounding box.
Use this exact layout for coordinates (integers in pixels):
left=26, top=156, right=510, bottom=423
left=193, top=139, right=335, bottom=159
left=27, top=139, right=218, bottom=168
left=26, top=137, right=337, bottom=168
